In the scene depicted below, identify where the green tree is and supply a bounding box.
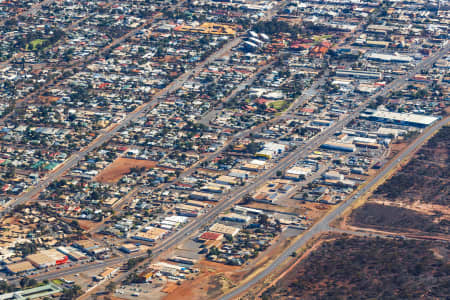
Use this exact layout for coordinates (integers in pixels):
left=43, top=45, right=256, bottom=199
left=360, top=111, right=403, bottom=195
left=61, top=285, right=82, bottom=300
left=258, top=214, right=269, bottom=226
left=105, top=281, right=117, bottom=293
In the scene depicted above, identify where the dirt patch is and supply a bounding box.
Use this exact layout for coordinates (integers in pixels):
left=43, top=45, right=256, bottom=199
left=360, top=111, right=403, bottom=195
left=95, top=158, right=157, bottom=184
left=371, top=199, right=450, bottom=216
left=38, top=96, right=60, bottom=104
left=206, top=273, right=235, bottom=298
left=161, top=282, right=179, bottom=294
left=389, top=141, right=408, bottom=156
left=75, top=219, right=99, bottom=231
left=163, top=264, right=236, bottom=300
left=244, top=202, right=303, bottom=215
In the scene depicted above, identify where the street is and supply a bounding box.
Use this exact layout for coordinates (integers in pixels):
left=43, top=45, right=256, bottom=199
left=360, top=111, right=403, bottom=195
left=24, top=44, right=449, bottom=285
left=219, top=115, right=450, bottom=300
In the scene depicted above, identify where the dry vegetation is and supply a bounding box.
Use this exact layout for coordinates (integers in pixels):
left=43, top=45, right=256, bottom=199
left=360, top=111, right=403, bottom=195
left=351, top=203, right=449, bottom=234
left=263, top=235, right=450, bottom=300
left=373, top=126, right=449, bottom=205
left=349, top=126, right=449, bottom=235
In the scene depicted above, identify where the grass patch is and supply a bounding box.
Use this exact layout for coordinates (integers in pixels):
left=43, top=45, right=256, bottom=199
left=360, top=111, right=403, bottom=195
left=312, top=35, right=332, bottom=42
left=52, top=279, right=63, bottom=285
left=268, top=100, right=288, bottom=111
left=26, top=39, right=46, bottom=51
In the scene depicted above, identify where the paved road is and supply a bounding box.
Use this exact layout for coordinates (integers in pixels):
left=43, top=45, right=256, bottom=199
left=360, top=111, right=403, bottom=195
left=219, top=115, right=449, bottom=300
left=0, top=0, right=56, bottom=26
left=108, top=44, right=449, bottom=284
left=1, top=30, right=243, bottom=213
left=198, top=57, right=279, bottom=126
left=21, top=37, right=449, bottom=286
left=1, top=0, right=284, bottom=212
left=23, top=253, right=146, bottom=284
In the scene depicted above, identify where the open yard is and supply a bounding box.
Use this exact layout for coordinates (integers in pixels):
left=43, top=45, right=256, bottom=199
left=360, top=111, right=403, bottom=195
left=26, top=39, right=46, bottom=51
left=267, top=100, right=288, bottom=111
left=95, top=158, right=157, bottom=184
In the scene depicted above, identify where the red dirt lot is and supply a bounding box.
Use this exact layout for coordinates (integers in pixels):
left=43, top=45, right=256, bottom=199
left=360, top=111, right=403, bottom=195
left=95, top=157, right=157, bottom=184
left=164, top=260, right=242, bottom=300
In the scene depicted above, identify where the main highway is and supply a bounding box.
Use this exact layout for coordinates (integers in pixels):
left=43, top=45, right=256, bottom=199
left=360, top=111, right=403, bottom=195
left=22, top=42, right=449, bottom=286
left=17, top=31, right=449, bottom=287
left=219, top=114, right=449, bottom=300
left=2, top=0, right=294, bottom=215
left=102, top=41, right=450, bottom=290
left=3, top=0, right=447, bottom=289
left=23, top=109, right=447, bottom=287
left=1, top=32, right=242, bottom=213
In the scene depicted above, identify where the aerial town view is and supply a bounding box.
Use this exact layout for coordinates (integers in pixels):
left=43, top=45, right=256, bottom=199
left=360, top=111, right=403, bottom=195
left=0, top=0, right=448, bottom=299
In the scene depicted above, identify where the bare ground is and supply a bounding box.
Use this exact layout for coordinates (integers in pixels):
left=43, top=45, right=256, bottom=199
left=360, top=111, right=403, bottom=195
left=94, top=158, right=157, bottom=184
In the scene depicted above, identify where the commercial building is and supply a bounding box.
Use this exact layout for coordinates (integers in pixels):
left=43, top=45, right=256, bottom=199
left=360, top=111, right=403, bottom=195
left=199, top=232, right=224, bottom=241
left=0, top=283, right=62, bottom=300
left=368, top=110, right=439, bottom=127
left=73, top=240, right=100, bottom=254
left=367, top=53, right=413, bottom=63
left=96, top=267, right=118, bottom=281
left=255, top=142, right=286, bottom=159
left=209, top=223, right=240, bottom=237
left=376, top=127, right=406, bottom=138
left=132, top=227, right=168, bottom=243
left=221, top=212, right=251, bottom=224
left=366, top=40, right=390, bottom=48
left=335, top=69, right=382, bottom=79
left=323, top=171, right=344, bottom=181
left=6, top=261, right=35, bottom=274
left=353, top=137, right=380, bottom=148
left=215, top=175, right=239, bottom=185
left=321, top=142, right=356, bottom=152
left=169, top=256, right=198, bottom=265
left=26, top=249, right=68, bottom=269
left=119, top=243, right=141, bottom=254
left=56, top=246, right=88, bottom=261
left=189, top=191, right=218, bottom=201
left=284, top=166, right=312, bottom=180
left=241, top=159, right=266, bottom=171
left=175, top=203, right=202, bottom=217
left=201, top=183, right=231, bottom=193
